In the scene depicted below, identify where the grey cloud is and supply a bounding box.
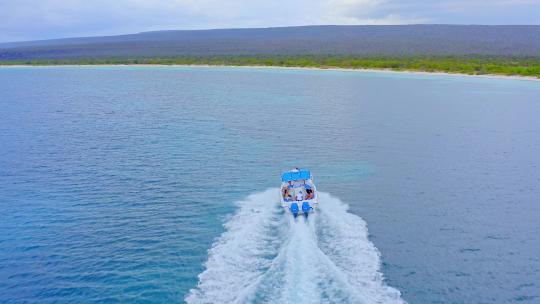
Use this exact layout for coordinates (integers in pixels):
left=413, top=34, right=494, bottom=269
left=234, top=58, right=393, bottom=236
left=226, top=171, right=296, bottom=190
left=0, top=0, right=538, bottom=42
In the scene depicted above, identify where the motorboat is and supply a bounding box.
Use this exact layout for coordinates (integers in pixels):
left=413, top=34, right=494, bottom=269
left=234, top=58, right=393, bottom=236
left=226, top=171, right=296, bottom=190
left=280, top=168, right=318, bottom=217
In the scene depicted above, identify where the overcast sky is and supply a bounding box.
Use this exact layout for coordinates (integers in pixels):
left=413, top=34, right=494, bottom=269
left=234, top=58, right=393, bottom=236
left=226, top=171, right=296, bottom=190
left=1, top=0, right=539, bottom=42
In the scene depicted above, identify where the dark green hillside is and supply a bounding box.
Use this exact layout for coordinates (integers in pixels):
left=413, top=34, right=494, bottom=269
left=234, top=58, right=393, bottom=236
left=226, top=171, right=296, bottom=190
left=1, top=25, right=539, bottom=77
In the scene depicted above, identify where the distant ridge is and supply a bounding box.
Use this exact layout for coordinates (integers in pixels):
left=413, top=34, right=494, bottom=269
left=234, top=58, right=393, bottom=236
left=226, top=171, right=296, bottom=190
left=1, top=25, right=540, bottom=60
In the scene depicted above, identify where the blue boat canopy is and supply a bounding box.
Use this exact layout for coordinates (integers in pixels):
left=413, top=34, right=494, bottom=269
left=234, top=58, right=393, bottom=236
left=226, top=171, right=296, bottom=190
left=281, top=170, right=311, bottom=182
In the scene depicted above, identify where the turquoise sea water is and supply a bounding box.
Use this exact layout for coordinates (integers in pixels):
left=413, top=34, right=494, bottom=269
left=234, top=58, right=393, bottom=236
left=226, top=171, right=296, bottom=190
left=1, top=66, right=539, bottom=303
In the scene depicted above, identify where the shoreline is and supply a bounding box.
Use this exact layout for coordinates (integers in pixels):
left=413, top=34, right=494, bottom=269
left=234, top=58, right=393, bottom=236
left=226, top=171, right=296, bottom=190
left=1, top=63, right=539, bottom=82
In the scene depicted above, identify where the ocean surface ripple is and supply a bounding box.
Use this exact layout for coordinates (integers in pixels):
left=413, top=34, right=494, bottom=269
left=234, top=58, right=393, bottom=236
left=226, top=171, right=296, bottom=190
left=2, top=66, right=540, bottom=303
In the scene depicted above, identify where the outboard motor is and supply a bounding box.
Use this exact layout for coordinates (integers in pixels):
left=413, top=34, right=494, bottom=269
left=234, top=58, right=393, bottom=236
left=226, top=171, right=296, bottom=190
left=302, top=202, right=311, bottom=217
left=290, top=203, right=299, bottom=217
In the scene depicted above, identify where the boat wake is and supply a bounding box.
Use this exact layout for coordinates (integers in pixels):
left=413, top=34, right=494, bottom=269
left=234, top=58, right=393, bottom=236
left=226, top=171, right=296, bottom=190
left=186, top=189, right=405, bottom=304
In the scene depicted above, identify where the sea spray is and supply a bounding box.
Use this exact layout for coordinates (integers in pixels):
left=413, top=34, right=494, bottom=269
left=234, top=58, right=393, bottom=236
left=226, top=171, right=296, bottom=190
left=315, top=192, right=404, bottom=303
left=185, top=189, right=286, bottom=303
left=186, top=189, right=405, bottom=304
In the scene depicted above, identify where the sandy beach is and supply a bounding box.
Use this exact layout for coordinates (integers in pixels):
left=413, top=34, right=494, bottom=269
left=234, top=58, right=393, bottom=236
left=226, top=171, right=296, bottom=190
left=1, top=63, right=539, bottom=82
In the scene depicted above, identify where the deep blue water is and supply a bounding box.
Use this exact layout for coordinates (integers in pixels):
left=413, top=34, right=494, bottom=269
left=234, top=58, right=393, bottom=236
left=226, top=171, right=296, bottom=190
left=1, top=66, right=539, bottom=303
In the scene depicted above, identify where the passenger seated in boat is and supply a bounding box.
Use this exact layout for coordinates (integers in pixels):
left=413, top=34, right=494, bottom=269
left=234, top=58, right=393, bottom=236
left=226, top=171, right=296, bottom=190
left=284, top=194, right=293, bottom=202
left=296, top=191, right=304, bottom=201
left=305, top=189, right=314, bottom=200
left=282, top=187, right=289, bottom=198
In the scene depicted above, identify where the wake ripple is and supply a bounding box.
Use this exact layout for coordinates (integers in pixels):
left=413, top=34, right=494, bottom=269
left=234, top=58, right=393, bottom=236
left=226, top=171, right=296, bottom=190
left=185, top=189, right=405, bottom=304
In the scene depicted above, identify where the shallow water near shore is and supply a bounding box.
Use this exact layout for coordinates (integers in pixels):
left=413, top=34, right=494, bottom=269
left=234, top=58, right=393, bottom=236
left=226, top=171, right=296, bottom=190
left=1, top=66, right=539, bottom=303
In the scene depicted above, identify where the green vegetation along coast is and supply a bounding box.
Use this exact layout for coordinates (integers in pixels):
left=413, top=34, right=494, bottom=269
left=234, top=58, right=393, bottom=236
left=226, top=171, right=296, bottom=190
left=2, top=56, right=539, bottom=78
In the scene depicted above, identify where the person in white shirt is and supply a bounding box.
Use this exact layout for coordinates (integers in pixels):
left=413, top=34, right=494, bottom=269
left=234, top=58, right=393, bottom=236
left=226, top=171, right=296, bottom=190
left=296, top=191, right=304, bottom=201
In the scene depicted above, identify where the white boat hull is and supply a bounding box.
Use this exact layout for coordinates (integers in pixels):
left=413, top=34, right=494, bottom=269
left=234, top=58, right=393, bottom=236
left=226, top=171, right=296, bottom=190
left=279, top=170, right=318, bottom=217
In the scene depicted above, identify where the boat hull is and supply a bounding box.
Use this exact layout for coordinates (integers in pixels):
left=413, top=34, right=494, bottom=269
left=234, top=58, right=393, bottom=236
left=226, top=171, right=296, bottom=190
left=280, top=169, right=318, bottom=217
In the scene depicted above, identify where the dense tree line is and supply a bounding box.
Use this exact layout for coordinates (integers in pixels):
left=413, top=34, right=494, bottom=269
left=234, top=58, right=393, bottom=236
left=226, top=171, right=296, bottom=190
left=1, top=56, right=539, bottom=78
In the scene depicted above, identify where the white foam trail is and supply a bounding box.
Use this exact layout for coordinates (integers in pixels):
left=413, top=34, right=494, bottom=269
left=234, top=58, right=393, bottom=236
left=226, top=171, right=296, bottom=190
left=186, top=189, right=405, bottom=304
